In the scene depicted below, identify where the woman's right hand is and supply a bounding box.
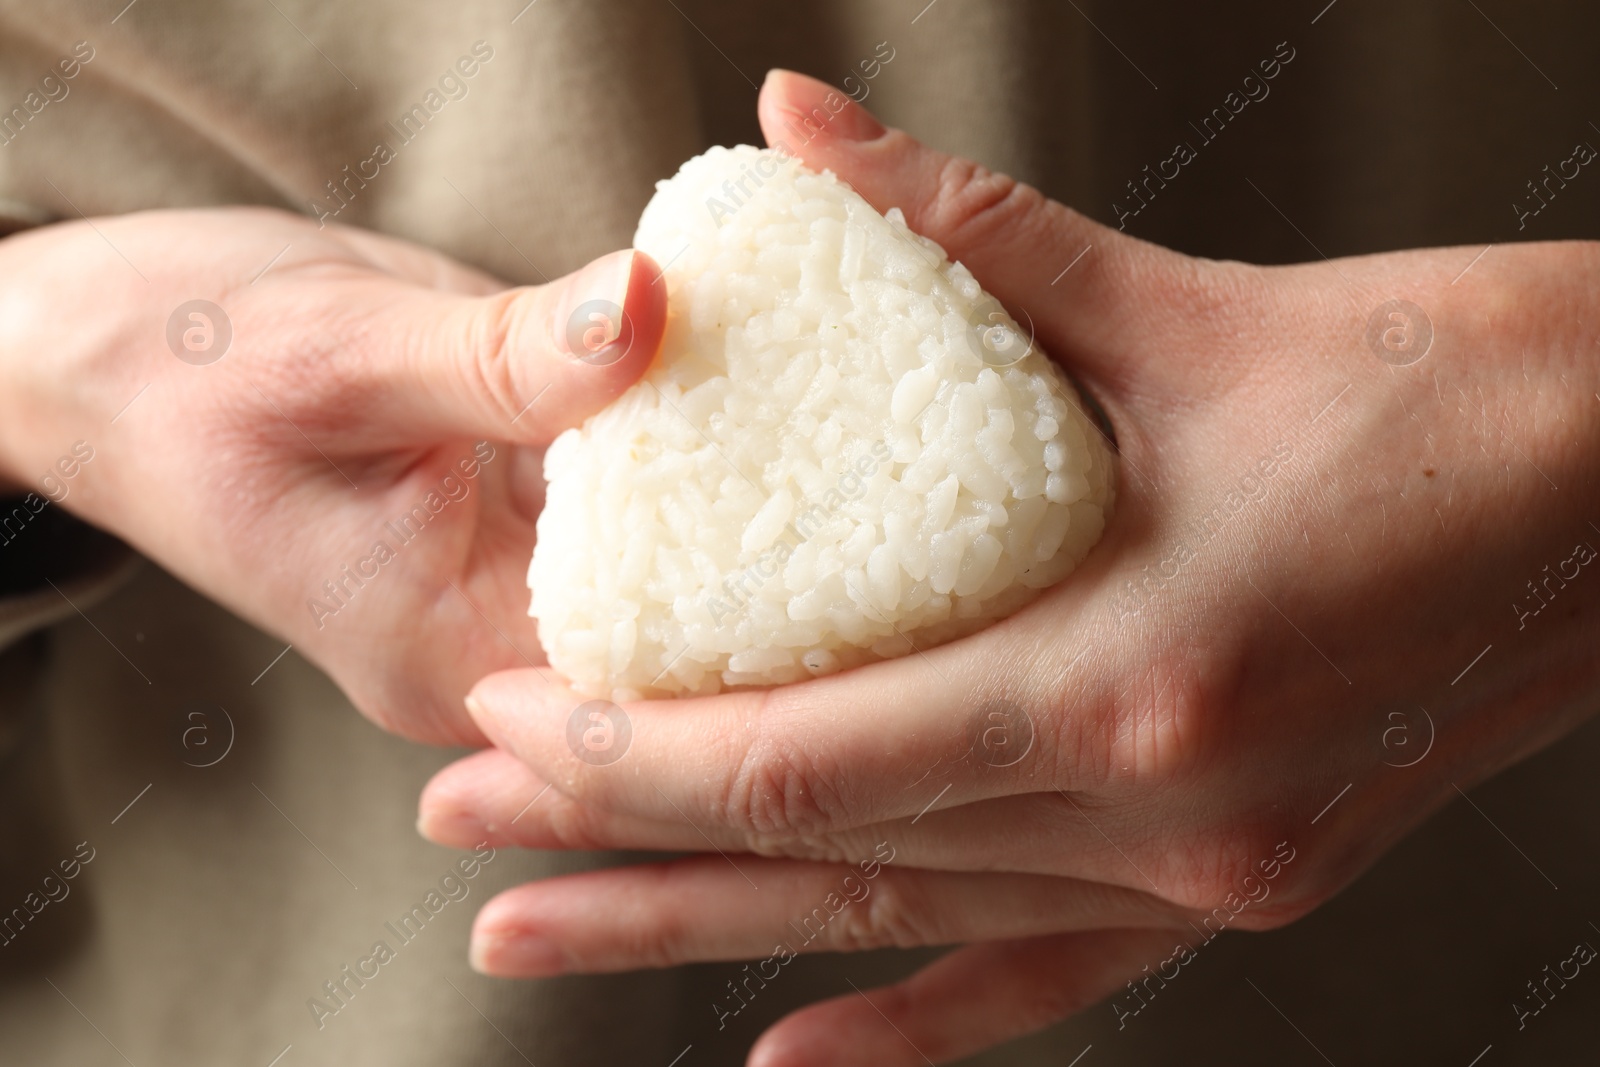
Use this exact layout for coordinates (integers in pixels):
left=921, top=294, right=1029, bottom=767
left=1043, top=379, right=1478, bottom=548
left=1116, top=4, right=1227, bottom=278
left=0, top=205, right=664, bottom=744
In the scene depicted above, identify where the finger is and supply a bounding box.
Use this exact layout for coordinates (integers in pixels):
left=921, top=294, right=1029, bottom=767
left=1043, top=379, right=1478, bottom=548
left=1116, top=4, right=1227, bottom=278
left=463, top=637, right=1113, bottom=838
left=749, top=929, right=1176, bottom=1067
left=420, top=749, right=1150, bottom=891
left=418, top=748, right=711, bottom=853
left=466, top=855, right=1180, bottom=977
left=280, top=247, right=666, bottom=449
left=757, top=69, right=1194, bottom=392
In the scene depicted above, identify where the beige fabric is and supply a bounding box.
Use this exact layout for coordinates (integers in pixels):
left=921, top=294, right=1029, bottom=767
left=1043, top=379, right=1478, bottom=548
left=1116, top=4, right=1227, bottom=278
left=2, top=1, right=1599, bottom=1064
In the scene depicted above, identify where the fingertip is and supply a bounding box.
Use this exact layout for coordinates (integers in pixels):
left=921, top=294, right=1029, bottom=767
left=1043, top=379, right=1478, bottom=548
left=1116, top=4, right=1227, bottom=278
left=751, top=1000, right=907, bottom=1067
left=464, top=668, right=584, bottom=766
left=501, top=249, right=665, bottom=443
left=560, top=247, right=663, bottom=383
left=462, top=683, right=518, bottom=757
left=759, top=69, right=888, bottom=153
left=749, top=1021, right=818, bottom=1067
left=757, top=67, right=804, bottom=128
left=466, top=668, right=557, bottom=719
left=467, top=938, right=494, bottom=976
left=470, top=887, right=568, bottom=977
left=417, top=808, right=492, bottom=850
left=758, top=68, right=1158, bottom=396
left=471, top=884, right=527, bottom=935
left=417, top=749, right=508, bottom=848
left=462, top=691, right=494, bottom=736
left=616, top=247, right=666, bottom=383
left=758, top=68, right=816, bottom=138
left=747, top=1032, right=804, bottom=1067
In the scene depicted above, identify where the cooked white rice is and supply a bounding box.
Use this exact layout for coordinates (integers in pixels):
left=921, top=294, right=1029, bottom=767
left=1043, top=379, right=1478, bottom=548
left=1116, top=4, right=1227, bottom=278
left=529, top=146, right=1114, bottom=698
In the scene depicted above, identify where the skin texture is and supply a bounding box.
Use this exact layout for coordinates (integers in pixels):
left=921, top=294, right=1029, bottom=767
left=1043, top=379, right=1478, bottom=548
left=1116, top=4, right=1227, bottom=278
left=420, top=71, right=1600, bottom=1064
left=0, top=206, right=665, bottom=745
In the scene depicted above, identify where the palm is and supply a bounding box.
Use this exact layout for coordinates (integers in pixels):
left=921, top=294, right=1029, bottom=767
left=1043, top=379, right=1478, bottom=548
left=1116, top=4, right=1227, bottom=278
left=0, top=205, right=660, bottom=747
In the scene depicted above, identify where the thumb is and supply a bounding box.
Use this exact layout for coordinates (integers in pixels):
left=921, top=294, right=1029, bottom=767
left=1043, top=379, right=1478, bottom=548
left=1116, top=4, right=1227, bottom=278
left=331, top=247, right=666, bottom=448
left=757, top=69, right=1183, bottom=389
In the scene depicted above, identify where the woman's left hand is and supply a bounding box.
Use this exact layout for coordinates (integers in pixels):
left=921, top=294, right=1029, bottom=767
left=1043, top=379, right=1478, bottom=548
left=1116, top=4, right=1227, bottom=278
left=419, top=71, right=1600, bottom=1066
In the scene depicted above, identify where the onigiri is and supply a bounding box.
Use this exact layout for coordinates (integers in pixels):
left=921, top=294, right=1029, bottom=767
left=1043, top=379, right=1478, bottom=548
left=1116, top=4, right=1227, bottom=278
left=528, top=146, right=1115, bottom=698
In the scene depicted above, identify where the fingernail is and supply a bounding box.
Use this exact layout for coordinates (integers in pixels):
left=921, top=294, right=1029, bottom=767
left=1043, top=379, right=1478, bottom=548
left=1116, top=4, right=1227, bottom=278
left=562, top=250, right=637, bottom=367
left=765, top=68, right=886, bottom=142
left=416, top=808, right=491, bottom=847
left=470, top=929, right=566, bottom=977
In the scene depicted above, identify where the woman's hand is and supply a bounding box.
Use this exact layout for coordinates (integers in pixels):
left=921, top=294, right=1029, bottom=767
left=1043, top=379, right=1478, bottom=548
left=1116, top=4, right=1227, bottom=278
left=422, top=71, right=1600, bottom=1064
left=0, top=206, right=663, bottom=744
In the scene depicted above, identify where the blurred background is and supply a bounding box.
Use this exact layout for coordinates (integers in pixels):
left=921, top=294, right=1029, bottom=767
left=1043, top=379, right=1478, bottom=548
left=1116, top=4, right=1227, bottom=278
left=1, top=1, right=1597, bottom=1064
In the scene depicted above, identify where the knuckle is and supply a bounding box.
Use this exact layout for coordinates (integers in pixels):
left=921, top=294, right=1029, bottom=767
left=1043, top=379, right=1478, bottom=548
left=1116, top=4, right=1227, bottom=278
left=462, top=289, right=535, bottom=424
left=919, top=155, right=1048, bottom=248
left=538, top=797, right=613, bottom=851
left=557, top=763, right=618, bottom=812
left=827, top=872, right=941, bottom=951
left=743, top=832, right=848, bottom=863
left=1163, top=819, right=1296, bottom=919
left=721, top=740, right=839, bottom=835
left=1074, top=652, right=1217, bottom=791
left=720, top=694, right=846, bottom=834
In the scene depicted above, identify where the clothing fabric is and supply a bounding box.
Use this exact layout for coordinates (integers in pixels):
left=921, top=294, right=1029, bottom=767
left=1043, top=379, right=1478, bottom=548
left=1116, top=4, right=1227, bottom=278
left=2, top=1, right=1598, bottom=1063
